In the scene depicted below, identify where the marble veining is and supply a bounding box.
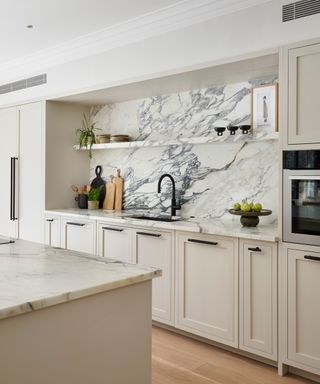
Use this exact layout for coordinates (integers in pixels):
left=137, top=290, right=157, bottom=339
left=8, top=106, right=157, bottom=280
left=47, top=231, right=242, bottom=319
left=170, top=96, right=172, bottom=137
left=90, top=76, right=278, bottom=223
left=0, top=240, right=160, bottom=321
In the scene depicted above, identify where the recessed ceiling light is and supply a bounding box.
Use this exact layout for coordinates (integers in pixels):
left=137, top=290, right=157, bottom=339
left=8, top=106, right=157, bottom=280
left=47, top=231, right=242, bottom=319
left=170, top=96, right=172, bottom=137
left=26, top=25, right=33, bottom=29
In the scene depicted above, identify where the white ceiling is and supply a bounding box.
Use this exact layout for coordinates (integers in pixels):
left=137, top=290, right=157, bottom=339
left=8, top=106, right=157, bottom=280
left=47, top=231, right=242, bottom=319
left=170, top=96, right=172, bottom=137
left=0, top=0, right=181, bottom=64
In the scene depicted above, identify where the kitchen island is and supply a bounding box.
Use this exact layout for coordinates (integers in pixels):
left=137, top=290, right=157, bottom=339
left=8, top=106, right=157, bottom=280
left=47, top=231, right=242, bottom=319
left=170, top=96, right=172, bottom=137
left=0, top=239, right=160, bottom=384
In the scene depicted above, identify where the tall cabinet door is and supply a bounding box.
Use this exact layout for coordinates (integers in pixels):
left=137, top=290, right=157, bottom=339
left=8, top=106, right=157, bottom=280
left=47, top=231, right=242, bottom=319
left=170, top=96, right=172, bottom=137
left=176, top=233, right=238, bottom=347
left=239, top=240, right=277, bottom=361
left=286, top=248, right=320, bottom=374
left=19, top=102, right=44, bottom=243
left=288, top=42, right=320, bottom=145
left=0, top=107, right=19, bottom=238
left=134, top=229, right=173, bottom=325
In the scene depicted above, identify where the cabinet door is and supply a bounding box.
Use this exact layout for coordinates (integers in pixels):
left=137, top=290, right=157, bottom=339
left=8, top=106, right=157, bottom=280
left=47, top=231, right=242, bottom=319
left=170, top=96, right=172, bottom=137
left=176, top=233, right=238, bottom=347
left=288, top=43, right=320, bottom=145
left=134, top=229, right=173, bottom=325
left=0, top=107, right=19, bottom=238
left=287, top=248, right=320, bottom=372
left=61, top=218, right=96, bottom=254
left=97, top=222, right=134, bottom=263
left=239, top=240, right=277, bottom=360
left=44, top=216, right=61, bottom=248
left=19, top=102, right=44, bottom=242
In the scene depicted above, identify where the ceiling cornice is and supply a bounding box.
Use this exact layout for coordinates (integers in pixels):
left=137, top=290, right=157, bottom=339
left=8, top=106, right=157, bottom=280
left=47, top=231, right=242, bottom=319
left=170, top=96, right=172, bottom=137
left=0, top=0, right=272, bottom=81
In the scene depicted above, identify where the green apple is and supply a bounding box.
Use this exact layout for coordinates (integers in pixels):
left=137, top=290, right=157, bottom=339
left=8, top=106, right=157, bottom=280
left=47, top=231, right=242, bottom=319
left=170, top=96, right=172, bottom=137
left=241, top=203, right=251, bottom=212
left=253, top=203, right=262, bottom=212
left=233, top=202, right=241, bottom=211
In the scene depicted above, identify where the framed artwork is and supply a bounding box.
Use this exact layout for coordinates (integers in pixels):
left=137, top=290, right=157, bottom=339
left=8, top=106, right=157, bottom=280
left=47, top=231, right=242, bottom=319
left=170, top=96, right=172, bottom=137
left=251, top=84, right=278, bottom=133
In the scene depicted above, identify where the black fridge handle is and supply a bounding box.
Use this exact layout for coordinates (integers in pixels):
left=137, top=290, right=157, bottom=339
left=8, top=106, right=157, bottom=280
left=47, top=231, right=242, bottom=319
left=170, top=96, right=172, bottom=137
left=12, top=157, right=18, bottom=221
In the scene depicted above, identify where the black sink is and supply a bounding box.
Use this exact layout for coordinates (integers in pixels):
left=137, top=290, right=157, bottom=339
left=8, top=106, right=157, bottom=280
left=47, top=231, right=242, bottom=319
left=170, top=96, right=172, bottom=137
left=128, top=215, right=182, bottom=222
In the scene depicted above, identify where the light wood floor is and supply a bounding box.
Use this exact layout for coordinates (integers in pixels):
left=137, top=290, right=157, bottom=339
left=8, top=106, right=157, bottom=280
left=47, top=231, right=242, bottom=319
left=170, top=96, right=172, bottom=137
left=152, top=327, right=314, bottom=384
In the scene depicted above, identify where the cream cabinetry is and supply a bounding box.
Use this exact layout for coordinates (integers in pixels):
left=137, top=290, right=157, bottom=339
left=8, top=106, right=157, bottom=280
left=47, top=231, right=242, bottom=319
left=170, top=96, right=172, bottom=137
left=44, top=215, right=61, bottom=248
left=239, top=240, right=277, bottom=360
left=97, top=222, right=134, bottom=263
left=282, top=39, right=320, bottom=148
left=134, top=228, right=174, bottom=325
left=61, top=217, right=96, bottom=254
left=175, top=233, right=238, bottom=347
left=281, top=243, right=320, bottom=375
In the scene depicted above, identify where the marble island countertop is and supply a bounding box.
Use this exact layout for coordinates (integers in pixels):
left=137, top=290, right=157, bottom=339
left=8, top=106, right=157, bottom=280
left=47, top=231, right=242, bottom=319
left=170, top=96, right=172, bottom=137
left=0, top=240, right=161, bottom=321
left=45, top=208, right=279, bottom=242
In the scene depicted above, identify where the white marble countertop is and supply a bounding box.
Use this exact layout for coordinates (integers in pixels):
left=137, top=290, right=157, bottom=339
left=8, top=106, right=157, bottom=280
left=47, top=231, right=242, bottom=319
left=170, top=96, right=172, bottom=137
left=45, top=208, right=279, bottom=242
left=0, top=239, right=161, bottom=321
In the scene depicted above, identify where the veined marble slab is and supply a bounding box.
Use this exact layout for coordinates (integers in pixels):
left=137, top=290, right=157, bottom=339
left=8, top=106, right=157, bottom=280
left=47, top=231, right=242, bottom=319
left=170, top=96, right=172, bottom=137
left=0, top=240, right=161, bottom=321
left=45, top=208, right=279, bottom=242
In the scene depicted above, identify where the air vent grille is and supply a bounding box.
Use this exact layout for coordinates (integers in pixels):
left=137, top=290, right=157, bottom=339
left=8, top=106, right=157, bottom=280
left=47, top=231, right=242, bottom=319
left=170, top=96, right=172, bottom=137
left=0, top=74, right=47, bottom=95
left=283, top=0, right=320, bottom=22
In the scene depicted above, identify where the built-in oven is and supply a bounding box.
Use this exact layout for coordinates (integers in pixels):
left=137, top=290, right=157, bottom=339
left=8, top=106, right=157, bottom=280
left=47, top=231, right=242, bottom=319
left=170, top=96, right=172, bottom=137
left=283, top=150, right=320, bottom=246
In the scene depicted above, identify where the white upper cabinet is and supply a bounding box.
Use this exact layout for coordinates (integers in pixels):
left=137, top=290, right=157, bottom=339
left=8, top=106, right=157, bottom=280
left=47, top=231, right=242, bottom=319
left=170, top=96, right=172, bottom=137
left=97, top=222, right=134, bottom=263
left=134, top=229, right=174, bottom=325
left=175, top=233, right=238, bottom=347
left=239, top=240, right=277, bottom=361
left=282, top=39, right=320, bottom=148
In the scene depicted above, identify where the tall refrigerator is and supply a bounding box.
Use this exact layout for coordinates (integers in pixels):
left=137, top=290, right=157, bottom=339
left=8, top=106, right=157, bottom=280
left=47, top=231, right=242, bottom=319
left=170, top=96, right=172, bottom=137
left=0, top=102, right=43, bottom=242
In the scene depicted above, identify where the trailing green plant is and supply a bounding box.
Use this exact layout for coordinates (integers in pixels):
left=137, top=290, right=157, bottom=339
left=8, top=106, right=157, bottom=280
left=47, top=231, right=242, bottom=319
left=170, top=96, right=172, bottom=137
left=76, top=113, right=101, bottom=158
left=87, top=185, right=104, bottom=201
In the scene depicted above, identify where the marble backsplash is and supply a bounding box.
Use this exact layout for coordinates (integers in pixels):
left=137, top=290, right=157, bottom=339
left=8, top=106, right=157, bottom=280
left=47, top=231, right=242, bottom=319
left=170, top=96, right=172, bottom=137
left=90, top=76, right=279, bottom=222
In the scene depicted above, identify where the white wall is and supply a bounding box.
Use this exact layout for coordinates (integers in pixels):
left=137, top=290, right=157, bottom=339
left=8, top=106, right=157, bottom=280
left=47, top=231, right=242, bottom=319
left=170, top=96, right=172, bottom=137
left=0, top=0, right=319, bottom=107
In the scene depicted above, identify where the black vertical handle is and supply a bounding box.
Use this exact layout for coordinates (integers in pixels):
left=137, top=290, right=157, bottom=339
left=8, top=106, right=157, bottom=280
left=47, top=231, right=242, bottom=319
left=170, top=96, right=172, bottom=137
left=10, top=157, right=13, bottom=220
left=12, top=157, right=18, bottom=221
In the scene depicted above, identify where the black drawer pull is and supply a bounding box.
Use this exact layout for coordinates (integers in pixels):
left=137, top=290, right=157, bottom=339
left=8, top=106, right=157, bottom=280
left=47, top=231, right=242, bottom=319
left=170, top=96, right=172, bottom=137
left=102, top=227, right=124, bottom=232
left=136, top=231, right=161, bottom=238
left=248, top=247, right=262, bottom=252
left=66, top=222, right=85, bottom=227
left=46, top=219, right=54, bottom=222
left=304, top=255, right=320, bottom=261
left=188, top=238, right=218, bottom=246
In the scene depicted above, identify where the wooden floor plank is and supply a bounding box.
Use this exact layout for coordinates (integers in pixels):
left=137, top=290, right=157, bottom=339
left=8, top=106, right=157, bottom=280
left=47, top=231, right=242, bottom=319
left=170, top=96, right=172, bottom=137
left=152, top=327, right=315, bottom=384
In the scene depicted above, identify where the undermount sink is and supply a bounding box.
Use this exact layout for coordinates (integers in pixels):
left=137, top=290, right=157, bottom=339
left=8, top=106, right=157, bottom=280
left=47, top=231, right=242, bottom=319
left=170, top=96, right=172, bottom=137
left=128, top=214, right=182, bottom=222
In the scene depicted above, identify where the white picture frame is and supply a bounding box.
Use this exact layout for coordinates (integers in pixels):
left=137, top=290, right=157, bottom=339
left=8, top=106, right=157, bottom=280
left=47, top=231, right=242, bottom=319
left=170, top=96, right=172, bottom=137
left=251, top=84, right=278, bottom=133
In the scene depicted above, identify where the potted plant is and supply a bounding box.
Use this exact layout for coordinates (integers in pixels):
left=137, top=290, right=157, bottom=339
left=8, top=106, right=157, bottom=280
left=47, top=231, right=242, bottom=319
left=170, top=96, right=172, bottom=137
left=87, top=185, right=104, bottom=210
left=76, top=113, right=101, bottom=158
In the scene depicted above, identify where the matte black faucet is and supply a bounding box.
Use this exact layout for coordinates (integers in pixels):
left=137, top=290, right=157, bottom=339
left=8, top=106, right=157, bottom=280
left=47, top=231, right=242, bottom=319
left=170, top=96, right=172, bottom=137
left=157, top=174, right=181, bottom=216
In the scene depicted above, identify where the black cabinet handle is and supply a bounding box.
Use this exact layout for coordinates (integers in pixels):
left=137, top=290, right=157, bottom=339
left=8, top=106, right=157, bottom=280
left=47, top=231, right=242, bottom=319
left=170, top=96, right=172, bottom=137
left=46, top=219, right=54, bottom=222
left=304, top=255, right=320, bottom=261
left=248, top=247, right=262, bottom=252
left=66, top=222, right=85, bottom=227
left=188, top=238, right=218, bottom=246
left=10, top=157, right=18, bottom=221
left=136, top=231, right=161, bottom=238
left=102, top=227, right=124, bottom=232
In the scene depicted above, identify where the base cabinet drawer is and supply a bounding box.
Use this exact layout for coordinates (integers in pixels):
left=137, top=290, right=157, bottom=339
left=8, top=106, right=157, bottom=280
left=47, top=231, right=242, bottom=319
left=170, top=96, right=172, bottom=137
left=44, top=215, right=61, bottom=248
left=97, top=222, right=134, bottom=263
left=283, top=245, right=320, bottom=374
left=239, top=240, right=277, bottom=361
left=134, top=229, right=174, bottom=325
left=175, top=233, right=238, bottom=347
left=61, top=217, right=96, bottom=255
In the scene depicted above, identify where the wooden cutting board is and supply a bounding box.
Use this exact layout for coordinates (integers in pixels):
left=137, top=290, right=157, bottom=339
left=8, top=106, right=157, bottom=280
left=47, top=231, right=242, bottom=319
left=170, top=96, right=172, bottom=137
left=103, top=176, right=116, bottom=210
left=114, top=169, right=124, bottom=210
left=91, top=165, right=106, bottom=208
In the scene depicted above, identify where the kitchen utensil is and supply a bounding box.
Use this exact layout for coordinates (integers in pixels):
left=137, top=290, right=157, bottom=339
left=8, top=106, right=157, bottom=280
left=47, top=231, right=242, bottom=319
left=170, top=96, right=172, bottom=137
left=239, top=125, right=251, bottom=134
left=228, top=209, right=272, bottom=227
left=104, top=176, right=116, bottom=210
left=90, top=165, right=106, bottom=208
left=214, top=127, right=226, bottom=136
left=114, top=169, right=124, bottom=210
left=71, top=185, right=78, bottom=193
left=227, top=126, right=239, bottom=135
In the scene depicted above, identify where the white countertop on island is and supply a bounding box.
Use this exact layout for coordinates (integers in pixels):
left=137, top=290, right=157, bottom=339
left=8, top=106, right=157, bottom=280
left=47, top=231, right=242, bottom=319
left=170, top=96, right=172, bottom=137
left=45, top=208, right=279, bottom=242
left=0, top=239, right=161, bottom=321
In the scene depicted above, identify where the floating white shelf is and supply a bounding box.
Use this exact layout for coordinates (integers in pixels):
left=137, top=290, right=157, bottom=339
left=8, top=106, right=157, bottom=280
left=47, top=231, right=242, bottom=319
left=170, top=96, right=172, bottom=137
left=73, top=132, right=279, bottom=151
